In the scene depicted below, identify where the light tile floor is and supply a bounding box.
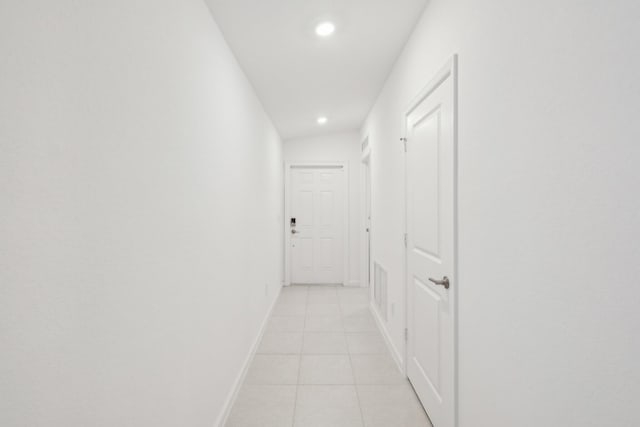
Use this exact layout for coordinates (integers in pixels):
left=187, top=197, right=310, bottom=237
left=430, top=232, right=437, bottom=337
left=226, top=285, right=432, bottom=427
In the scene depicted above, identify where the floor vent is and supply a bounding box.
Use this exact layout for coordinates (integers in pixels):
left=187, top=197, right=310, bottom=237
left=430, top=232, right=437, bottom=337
left=373, top=262, right=388, bottom=321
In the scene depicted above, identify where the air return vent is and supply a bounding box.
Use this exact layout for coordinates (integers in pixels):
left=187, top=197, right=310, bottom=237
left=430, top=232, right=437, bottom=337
left=373, top=262, right=388, bottom=321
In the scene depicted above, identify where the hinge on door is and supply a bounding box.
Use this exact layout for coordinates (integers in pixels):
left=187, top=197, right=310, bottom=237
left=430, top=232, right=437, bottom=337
left=405, top=328, right=408, bottom=341
left=400, top=137, right=407, bottom=152
left=404, top=233, right=408, bottom=247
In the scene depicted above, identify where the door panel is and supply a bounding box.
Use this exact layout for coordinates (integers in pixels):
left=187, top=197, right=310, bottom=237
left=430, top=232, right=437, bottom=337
left=290, top=167, right=344, bottom=284
left=291, top=237, right=313, bottom=283
left=413, top=278, right=442, bottom=398
left=318, top=238, right=333, bottom=268
left=411, top=109, right=441, bottom=259
left=406, top=59, right=456, bottom=427
left=296, top=191, right=314, bottom=226
left=319, top=191, right=334, bottom=225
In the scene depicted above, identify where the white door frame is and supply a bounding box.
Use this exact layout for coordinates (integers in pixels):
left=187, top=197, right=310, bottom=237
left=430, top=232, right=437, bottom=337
left=284, top=162, right=349, bottom=286
left=360, top=138, right=372, bottom=289
left=403, top=55, right=458, bottom=425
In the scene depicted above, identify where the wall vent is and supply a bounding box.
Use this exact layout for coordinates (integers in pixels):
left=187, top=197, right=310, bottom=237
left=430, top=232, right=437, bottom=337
left=373, top=262, right=388, bottom=321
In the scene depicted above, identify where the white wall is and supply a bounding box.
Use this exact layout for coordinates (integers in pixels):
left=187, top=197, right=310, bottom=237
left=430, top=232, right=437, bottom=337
left=284, top=131, right=362, bottom=286
left=0, top=1, right=283, bottom=426
left=362, top=0, right=640, bottom=425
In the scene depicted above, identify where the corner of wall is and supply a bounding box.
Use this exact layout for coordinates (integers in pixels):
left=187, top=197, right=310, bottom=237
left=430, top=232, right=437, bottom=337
left=215, top=285, right=283, bottom=427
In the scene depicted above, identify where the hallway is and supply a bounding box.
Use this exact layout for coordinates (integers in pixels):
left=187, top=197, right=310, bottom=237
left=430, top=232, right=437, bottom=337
left=2, top=0, right=639, bottom=426
left=226, top=286, right=431, bottom=427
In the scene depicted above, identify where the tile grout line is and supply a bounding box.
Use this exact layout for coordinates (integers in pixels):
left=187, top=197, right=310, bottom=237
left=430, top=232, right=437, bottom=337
left=232, top=287, right=387, bottom=426
left=256, top=288, right=380, bottom=426
left=291, top=285, right=309, bottom=427
left=340, top=294, right=367, bottom=427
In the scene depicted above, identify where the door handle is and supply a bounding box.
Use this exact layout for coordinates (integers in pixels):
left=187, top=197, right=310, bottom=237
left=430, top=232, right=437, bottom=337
left=291, top=229, right=299, bottom=234
left=428, top=276, right=450, bottom=289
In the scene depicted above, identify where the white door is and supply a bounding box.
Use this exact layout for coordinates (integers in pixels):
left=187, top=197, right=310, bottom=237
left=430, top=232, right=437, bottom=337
left=364, top=158, right=372, bottom=286
left=290, top=166, right=345, bottom=284
left=405, top=59, right=457, bottom=427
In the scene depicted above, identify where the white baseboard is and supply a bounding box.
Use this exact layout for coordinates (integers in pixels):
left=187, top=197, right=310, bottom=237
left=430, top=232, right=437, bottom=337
left=369, top=302, right=405, bottom=374
left=215, top=285, right=283, bottom=427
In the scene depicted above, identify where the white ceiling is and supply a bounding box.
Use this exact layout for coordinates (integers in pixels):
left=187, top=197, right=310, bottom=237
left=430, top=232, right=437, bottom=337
left=205, top=0, right=427, bottom=140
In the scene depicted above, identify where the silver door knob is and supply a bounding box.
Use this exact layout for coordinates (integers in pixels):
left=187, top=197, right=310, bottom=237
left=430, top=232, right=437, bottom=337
left=291, top=229, right=299, bottom=234
left=428, top=276, right=450, bottom=289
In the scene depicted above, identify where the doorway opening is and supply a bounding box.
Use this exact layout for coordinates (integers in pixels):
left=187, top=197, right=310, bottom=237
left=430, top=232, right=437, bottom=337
left=284, top=163, right=349, bottom=286
left=361, top=147, right=372, bottom=288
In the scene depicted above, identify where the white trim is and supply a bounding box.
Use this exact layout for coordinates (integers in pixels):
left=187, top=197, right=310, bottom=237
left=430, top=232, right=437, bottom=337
left=403, top=54, right=458, bottom=426
left=284, top=161, right=350, bottom=286
left=287, top=162, right=346, bottom=168
left=361, top=143, right=371, bottom=161
left=369, top=302, right=404, bottom=373
left=215, top=285, right=283, bottom=427
left=347, top=280, right=361, bottom=287
left=290, top=164, right=344, bottom=169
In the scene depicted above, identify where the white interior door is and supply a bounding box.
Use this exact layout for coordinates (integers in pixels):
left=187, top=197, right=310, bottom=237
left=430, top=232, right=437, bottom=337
left=405, top=59, right=456, bottom=427
left=364, top=159, right=372, bottom=287
left=290, top=166, right=344, bottom=284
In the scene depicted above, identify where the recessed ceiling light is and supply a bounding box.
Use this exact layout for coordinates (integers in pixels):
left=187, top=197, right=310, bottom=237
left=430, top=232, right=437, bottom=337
left=317, top=116, right=328, bottom=125
left=315, top=22, right=335, bottom=37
